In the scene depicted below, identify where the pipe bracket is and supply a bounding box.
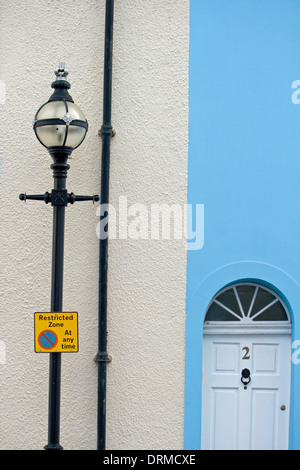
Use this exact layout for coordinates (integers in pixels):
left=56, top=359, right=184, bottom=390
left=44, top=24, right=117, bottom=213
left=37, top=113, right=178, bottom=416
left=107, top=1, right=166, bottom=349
left=98, top=125, right=116, bottom=138
left=94, top=352, right=112, bottom=364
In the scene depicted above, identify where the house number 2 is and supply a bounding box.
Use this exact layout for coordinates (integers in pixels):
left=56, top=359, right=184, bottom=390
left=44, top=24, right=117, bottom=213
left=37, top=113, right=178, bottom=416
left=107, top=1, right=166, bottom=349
left=242, top=347, right=250, bottom=360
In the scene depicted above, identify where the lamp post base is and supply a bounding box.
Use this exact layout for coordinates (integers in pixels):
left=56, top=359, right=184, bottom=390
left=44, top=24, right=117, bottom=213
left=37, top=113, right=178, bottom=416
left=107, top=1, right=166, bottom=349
left=44, top=444, right=64, bottom=450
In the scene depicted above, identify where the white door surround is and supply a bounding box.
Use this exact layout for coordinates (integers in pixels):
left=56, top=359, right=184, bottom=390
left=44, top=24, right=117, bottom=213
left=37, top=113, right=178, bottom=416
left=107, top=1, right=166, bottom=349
left=201, top=283, right=291, bottom=450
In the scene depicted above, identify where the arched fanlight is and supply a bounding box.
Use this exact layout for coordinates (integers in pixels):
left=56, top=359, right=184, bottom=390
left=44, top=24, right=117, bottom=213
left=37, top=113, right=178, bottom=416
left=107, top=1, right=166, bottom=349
left=33, top=62, right=88, bottom=153
left=204, top=283, right=290, bottom=323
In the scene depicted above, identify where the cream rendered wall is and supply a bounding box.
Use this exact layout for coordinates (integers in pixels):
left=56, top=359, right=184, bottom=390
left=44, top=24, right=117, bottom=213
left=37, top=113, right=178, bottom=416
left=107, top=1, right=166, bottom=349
left=0, top=0, right=189, bottom=450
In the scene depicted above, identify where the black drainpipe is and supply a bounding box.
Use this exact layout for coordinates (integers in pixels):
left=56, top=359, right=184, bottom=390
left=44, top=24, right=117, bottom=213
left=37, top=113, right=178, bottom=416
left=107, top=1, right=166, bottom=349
left=95, top=0, right=114, bottom=451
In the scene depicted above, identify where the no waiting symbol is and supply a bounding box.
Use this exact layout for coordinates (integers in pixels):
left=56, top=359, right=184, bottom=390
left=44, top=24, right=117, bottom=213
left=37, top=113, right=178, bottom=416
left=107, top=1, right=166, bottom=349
left=38, top=330, right=58, bottom=350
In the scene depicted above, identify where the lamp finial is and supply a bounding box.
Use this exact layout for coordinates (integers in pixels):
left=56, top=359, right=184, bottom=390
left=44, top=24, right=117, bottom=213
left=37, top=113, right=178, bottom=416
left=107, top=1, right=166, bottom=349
left=54, top=62, right=68, bottom=81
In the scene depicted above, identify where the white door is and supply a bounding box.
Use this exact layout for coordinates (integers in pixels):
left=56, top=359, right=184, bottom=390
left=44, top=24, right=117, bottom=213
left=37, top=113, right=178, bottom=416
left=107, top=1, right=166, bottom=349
left=201, top=283, right=292, bottom=450
left=201, top=333, right=291, bottom=450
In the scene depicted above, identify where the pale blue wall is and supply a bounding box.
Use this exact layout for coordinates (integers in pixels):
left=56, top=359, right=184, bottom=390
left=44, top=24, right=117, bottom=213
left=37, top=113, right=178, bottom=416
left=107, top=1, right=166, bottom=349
left=185, top=0, right=300, bottom=449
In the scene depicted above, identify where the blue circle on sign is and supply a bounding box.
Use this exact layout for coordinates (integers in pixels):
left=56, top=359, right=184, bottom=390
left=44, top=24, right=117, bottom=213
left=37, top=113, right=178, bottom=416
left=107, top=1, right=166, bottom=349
left=38, top=330, right=58, bottom=350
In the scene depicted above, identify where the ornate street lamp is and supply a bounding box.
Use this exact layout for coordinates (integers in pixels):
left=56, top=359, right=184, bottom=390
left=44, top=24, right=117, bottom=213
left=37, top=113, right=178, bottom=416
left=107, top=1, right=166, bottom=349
left=20, top=63, right=99, bottom=450
left=33, top=62, right=88, bottom=154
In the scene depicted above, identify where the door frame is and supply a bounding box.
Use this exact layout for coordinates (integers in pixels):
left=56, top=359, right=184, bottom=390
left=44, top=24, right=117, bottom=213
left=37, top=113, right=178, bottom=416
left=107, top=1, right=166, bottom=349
left=201, top=282, right=292, bottom=450
left=184, top=261, right=299, bottom=450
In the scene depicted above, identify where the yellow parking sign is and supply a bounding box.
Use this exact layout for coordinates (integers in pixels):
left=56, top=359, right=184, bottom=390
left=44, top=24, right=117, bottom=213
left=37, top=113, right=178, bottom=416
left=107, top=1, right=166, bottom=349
left=34, top=312, right=78, bottom=353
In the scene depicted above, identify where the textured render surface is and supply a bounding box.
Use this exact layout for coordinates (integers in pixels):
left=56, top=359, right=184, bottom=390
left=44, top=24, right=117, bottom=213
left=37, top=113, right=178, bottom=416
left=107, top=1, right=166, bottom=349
left=0, top=0, right=189, bottom=450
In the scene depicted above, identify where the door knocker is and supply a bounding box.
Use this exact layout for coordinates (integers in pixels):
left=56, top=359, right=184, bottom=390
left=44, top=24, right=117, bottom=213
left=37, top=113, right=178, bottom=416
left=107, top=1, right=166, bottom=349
left=241, top=368, right=251, bottom=389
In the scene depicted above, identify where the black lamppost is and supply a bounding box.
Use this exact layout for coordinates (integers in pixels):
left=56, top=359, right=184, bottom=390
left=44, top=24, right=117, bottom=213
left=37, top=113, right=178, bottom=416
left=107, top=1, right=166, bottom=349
left=20, top=63, right=99, bottom=450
